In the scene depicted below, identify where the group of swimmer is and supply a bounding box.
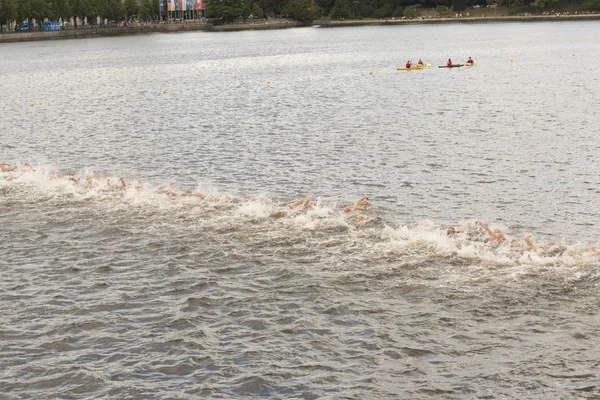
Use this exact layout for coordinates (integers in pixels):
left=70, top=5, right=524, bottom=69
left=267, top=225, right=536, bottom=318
left=0, top=163, right=206, bottom=199
left=289, top=195, right=380, bottom=227
left=403, top=57, right=474, bottom=69
left=1, top=163, right=375, bottom=227
left=2, top=162, right=599, bottom=255
left=447, top=221, right=600, bottom=257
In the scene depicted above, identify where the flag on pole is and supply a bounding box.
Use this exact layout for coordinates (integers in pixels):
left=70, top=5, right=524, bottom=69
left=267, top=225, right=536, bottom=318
left=160, top=0, right=164, bottom=12
left=181, top=0, right=186, bottom=11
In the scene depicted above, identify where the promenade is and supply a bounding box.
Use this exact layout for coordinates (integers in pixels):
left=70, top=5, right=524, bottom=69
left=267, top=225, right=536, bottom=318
left=1, top=13, right=599, bottom=44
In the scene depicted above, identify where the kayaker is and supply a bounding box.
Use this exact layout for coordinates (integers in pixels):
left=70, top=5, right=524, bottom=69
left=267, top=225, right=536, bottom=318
left=446, top=59, right=453, bottom=66
left=466, top=57, right=474, bottom=65
left=405, top=60, right=412, bottom=68
left=417, top=59, right=424, bottom=66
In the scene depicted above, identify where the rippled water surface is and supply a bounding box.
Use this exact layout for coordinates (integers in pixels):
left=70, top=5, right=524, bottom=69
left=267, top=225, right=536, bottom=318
left=1, top=22, right=600, bottom=399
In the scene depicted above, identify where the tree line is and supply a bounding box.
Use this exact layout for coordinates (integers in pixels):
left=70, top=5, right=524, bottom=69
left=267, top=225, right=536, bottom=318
left=206, top=0, right=594, bottom=23
left=1, top=0, right=598, bottom=31
left=0, top=0, right=161, bottom=29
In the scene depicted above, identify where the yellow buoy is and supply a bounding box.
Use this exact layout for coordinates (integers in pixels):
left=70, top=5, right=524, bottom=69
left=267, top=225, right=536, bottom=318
left=572, top=54, right=575, bottom=56
left=267, top=81, right=270, bottom=84
left=369, top=71, right=373, bottom=75
left=30, top=103, right=34, bottom=107
left=510, top=59, right=513, bottom=62
left=162, top=90, right=167, bottom=94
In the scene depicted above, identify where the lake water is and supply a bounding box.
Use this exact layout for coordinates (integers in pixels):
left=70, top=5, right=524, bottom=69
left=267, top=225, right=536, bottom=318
left=1, top=21, right=599, bottom=398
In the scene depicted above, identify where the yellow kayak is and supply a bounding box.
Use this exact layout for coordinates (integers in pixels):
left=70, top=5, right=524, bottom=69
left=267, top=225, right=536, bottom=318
left=397, top=66, right=425, bottom=71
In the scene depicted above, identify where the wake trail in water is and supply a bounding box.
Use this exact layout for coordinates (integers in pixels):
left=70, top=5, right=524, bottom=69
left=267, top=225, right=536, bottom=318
left=2, top=162, right=599, bottom=273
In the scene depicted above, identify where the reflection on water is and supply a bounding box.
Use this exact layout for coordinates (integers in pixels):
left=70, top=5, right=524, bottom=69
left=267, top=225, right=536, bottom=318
left=1, top=22, right=600, bottom=399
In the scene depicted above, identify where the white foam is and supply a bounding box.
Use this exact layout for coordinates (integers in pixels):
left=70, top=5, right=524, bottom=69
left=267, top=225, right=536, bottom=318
left=237, top=197, right=273, bottom=219
left=2, top=162, right=599, bottom=272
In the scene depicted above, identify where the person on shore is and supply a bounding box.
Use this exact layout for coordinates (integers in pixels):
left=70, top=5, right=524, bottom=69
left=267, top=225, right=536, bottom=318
left=447, top=59, right=453, bottom=66
left=466, top=57, right=474, bottom=65
left=417, top=59, right=424, bottom=66
left=405, top=60, right=412, bottom=68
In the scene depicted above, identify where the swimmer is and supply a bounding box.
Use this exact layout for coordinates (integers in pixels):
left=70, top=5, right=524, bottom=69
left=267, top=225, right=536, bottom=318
left=587, top=246, right=600, bottom=257
left=92, top=172, right=129, bottom=191
left=524, top=235, right=537, bottom=251
left=478, top=221, right=505, bottom=242
left=290, top=197, right=316, bottom=211
left=156, top=188, right=205, bottom=199
left=177, top=192, right=205, bottom=199
left=354, top=215, right=381, bottom=227
left=354, top=196, right=370, bottom=210
left=0, top=163, right=18, bottom=172
left=117, top=177, right=127, bottom=190
left=93, top=171, right=108, bottom=180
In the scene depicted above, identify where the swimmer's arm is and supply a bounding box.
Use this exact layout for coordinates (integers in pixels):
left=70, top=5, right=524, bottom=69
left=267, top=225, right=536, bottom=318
left=524, top=235, right=536, bottom=251
left=93, top=171, right=108, bottom=180
left=477, top=221, right=496, bottom=240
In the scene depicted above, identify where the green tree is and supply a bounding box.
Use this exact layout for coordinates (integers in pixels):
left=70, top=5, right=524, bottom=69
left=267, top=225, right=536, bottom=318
left=53, top=0, right=73, bottom=20
left=374, top=3, right=393, bottom=17
left=329, top=0, right=353, bottom=18
left=497, top=0, right=520, bottom=10
left=392, top=5, right=404, bottom=16
left=205, top=0, right=244, bottom=22
left=251, top=2, right=264, bottom=17
left=314, top=0, right=336, bottom=15
left=240, top=0, right=252, bottom=21
left=0, top=0, right=18, bottom=30
left=534, top=0, right=556, bottom=7
left=72, top=0, right=92, bottom=26
left=17, top=0, right=32, bottom=24
left=284, top=0, right=316, bottom=21
left=106, top=0, right=125, bottom=21
left=30, top=0, right=49, bottom=21
left=452, top=0, right=466, bottom=10
left=140, top=0, right=159, bottom=20
left=125, top=0, right=139, bottom=18
left=586, top=0, right=600, bottom=9
left=257, top=0, right=285, bottom=17
left=402, top=3, right=420, bottom=16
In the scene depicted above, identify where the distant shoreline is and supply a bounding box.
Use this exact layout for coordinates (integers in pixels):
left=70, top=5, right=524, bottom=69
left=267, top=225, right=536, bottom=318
left=1, top=14, right=599, bottom=44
